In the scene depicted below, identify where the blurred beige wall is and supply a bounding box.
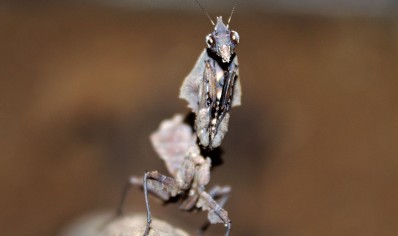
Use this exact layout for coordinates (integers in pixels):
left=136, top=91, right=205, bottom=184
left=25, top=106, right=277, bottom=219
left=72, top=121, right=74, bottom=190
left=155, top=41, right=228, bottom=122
left=1, top=0, right=397, bottom=16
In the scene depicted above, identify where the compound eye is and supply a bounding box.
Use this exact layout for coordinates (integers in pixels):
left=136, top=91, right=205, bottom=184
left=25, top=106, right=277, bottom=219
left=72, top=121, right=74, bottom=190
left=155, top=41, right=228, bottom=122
left=231, top=31, right=240, bottom=44
left=206, top=34, right=215, bottom=48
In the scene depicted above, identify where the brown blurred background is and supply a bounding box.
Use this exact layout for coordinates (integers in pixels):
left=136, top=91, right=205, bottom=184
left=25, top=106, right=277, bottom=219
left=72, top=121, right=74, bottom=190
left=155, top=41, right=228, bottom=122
left=0, top=1, right=397, bottom=236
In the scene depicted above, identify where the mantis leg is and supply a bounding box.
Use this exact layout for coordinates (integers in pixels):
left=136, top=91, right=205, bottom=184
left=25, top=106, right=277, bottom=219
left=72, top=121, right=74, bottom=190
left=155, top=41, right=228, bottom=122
left=116, top=171, right=180, bottom=236
left=197, top=190, right=232, bottom=236
left=142, top=171, right=180, bottom=236
left=197, top=185, right=231, bottom=235
left=116, top=175, right=170, bottom=216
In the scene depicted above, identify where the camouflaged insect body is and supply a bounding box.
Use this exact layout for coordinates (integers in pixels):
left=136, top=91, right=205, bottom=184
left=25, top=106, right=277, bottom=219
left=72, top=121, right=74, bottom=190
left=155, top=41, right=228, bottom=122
left=180, top=17, right=241, bottom=149
left=118, top=13, right=241, bottom=236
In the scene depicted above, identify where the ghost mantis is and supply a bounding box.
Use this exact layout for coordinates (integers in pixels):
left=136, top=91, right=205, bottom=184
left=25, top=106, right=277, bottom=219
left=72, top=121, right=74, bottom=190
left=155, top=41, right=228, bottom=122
left=117, top=1, right=242, bottom=235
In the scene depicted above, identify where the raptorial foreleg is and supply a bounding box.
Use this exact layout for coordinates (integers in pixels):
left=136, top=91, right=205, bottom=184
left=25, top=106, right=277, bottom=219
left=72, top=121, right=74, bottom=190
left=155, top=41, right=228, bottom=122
left=216, top=62, right=239, bottom=133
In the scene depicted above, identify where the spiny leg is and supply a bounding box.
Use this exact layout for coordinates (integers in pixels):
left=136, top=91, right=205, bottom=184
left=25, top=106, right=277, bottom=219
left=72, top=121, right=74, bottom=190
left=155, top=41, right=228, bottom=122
left=198, top=186, right=231, bottom=235
left=209, top=62, right=239, bottom=148
left=214, top=63, right=238, bottom=137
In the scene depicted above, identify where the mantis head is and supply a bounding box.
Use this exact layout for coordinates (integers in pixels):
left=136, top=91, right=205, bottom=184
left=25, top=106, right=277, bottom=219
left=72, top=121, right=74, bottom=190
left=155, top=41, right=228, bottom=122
left=205, top=17, right=239, bottom=63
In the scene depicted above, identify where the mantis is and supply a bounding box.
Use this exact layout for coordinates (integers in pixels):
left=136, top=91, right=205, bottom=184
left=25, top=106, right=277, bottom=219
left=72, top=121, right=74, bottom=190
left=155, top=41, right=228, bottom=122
left=117, top=1, right=241, bottom=235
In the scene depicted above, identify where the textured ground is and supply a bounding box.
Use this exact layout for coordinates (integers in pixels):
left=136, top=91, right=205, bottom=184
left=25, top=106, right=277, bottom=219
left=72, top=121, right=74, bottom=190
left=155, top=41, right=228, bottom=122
left=58, top=212, right=189, bottom=236
left=0, top=6, right=396, bottom=236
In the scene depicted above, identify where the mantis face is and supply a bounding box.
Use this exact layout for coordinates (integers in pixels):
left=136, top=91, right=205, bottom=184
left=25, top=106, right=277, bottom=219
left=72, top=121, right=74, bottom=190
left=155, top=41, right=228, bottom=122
left=205, top=17, right=239, bottom=63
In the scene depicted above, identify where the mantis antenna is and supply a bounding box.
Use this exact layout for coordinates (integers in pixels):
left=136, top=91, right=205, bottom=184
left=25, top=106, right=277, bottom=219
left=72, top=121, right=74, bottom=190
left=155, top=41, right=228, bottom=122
left=227, top=0, right=239, bottom=26
left=192, top=0, right=215, bottom=25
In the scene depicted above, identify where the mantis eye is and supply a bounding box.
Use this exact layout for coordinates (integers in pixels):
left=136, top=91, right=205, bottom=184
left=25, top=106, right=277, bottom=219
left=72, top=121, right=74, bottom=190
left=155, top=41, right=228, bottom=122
left=231, top=31, right=239, bottom=44
left=206, top=34, right=215, bottom=48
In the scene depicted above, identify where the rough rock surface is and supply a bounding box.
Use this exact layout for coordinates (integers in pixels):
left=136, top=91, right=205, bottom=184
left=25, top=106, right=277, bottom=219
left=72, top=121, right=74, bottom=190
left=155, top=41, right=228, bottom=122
left=59, top=212, right=189, bottom=236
